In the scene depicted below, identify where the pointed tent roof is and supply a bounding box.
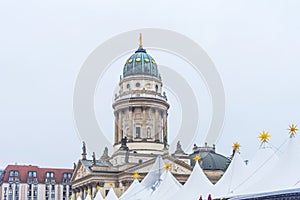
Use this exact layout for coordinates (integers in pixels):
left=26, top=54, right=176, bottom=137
left=169, top=162, right=214, bottom=200
left=94, top=190, right=104, bottom=200
left=148, top=170, right=182, bottom=200
left=119, top=179, right=141, bottom=200
left=84, top=193, right=92, bottom=200
left=141, top=156, right=166, bottom=187
left=77, top=196, right=83, bottom=200
left=213, top=151, right=247, bottom=198
left=234, top=143, right=279, bottom=195
left=244, top=135, right=300, bottom=194
left=119, top=156, right=166, bottom=200
left=105, top=188, right=119, bottom=200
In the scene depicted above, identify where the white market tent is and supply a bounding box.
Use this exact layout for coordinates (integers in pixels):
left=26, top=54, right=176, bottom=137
left=105, top=188, right=119, bottom=200
left=169, top=161, right=214, bottom=200
left=146, top=170, right=182, bottom=200
left=120, top=156, right=166, bottom=200
left=77, top=195, right=83, bottom=200
left=94, top=190, right=104, bottom=200
left=233, top=142, right=279, bottom=195
left=243, top=135, right=300, bottom=194
left=84, top=193, right=92, bottom=200
left=213, top=151, right=247, bottom=198
left=119, top=179, right=141, bottom=200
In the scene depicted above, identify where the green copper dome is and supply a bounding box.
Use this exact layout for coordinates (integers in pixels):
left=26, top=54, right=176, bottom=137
left=123, top=47, right=160, bottom=78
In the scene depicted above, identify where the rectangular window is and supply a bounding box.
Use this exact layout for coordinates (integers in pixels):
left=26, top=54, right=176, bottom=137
left=136, top=127, right=141, bottom=138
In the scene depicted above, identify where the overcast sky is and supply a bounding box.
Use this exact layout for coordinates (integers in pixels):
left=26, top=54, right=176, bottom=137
left=1, top=0, right=300, bottom=169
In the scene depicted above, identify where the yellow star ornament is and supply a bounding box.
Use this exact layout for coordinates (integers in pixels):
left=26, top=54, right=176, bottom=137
left=96, top=185, right=101, bottom=191
left=193, top=155, right=201, bottom=161
left=289, top=124, right=298, bottom=137
left=165, top=163, right=171, bottom=171
left=133, top=173, right=140, bottom=179
left=258, top=131, right=270, bottom=142
left=233, top=142, right=241, bottom=150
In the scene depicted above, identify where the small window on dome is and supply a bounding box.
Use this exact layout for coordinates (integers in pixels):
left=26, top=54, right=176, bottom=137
left=136, top=57, right=141, bottom=62
left=144, top=58, right=149, bottom=62
left=152, top=60, right=156, bottom=64
left=136, top=82, right=140, bottom=87
left=128, top=59, right=133, bottom=63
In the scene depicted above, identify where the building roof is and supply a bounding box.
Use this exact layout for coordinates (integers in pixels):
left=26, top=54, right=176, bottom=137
left=190, top=145, right=230, bottom=171
left=123, top=47, right=160, bottom=79
left=1, top=164, right=73, bottom=183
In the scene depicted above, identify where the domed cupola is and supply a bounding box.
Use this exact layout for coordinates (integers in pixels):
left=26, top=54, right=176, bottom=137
left=123, top=34, right=160, bottom=79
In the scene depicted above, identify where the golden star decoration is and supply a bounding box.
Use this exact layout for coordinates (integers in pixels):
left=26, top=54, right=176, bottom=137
left=165, top=163, right=171, bottom=171
left=109, top=182, right=114, bottom=187
left=233, top=142, right=241, bottom=150
left=69, top=195, right=73, bottom=199
left=193, top=155, right=201, bottom=161
left=86, top=189, right=90, bottom=194
left=96, top=185, right=101, bottom=191
left=258, top=131, right=270, bottom=142
left=288, top=124, right=298, bottom=136
left=133, top=173, right=140, bottom=179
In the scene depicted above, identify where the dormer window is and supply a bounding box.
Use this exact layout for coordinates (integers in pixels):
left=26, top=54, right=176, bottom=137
left=27, top=171, right=38, bottom=184
left=45, top=172, right=55, bottom=184
left=62, top=172, right=72, bottom=183
left=8, top=170, right=19, bottom=182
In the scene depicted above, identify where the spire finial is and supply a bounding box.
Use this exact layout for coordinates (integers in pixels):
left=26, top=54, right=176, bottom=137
left=82, top=141, right=87, bottom=160
left=139, top=33, right=143, bottom=48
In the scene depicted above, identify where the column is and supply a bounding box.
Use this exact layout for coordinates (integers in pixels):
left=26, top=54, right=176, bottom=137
left=163, top=110, right=168, bottom=144
left=114, top=113, right=118, bottom=144
left=155, top=109, right=159, bottom=141
left=118, top=111, right=122, bottom=143
left=142, top=107, right=146, bottom=139
left=92, top=184, right=97, bottom=198
left=129, top=107, right=133, bottom=141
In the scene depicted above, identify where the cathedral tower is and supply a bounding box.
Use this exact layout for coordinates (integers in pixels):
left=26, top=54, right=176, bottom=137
left=112, top=34, right=169, bottom=154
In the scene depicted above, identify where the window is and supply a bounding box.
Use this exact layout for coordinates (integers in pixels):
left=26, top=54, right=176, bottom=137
left=46, top=172, right=55, bottom=178
left=136, top=127, right=141, bottom=138
left=28, top=171, right=37, bottom=177
left=9, top=170, right=19, bottom=178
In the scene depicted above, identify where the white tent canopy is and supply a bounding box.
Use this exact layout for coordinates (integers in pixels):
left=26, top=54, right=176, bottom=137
left=244, top=135, right=300, bottom=194
left=84, top=193, right=92, bottom=200
left=234, top=143, right=279, bottom=195
left=120, top=156, right=166, bottom=200
left=169, top=161, right=214, bottom=200
left=146, top=170, right=182, bottom=200
left=119, top=179, right=141, bottom=200
left=105, top=188, right=119, bottom=200
left=94, top=190, right=104, bottom=200
left=213, top=151, right=247, bottom=198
